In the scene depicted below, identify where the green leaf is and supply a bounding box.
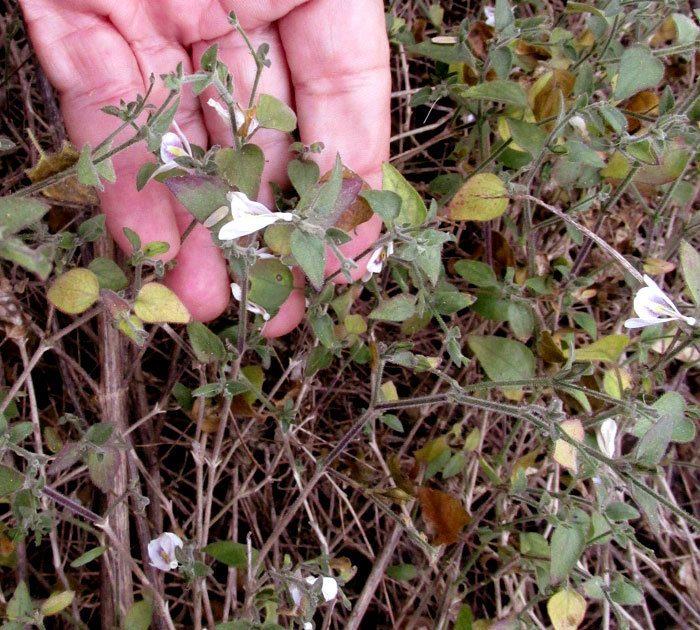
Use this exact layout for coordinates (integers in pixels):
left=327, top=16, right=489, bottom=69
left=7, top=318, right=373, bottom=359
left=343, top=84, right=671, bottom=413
left=288, top=159, right=320, bottom=198
left=467, top=335, right=535, bottom=385
left=614, top=45, right=664, bottom=101
left=306, top=346, right=333, bottom=376
left=382, top=163, right=427, bottom=227
left=48, top=268, right=100, bottom=314
left=454, top=260, right=499, bottom=288
left=142, top=241, right=170, bottom=257
left=508, top=302, right=535, bottom=339
left=247, top=258, right=294, bottom=316
left=7, top=581, right=32, bottom=620
left=507, top=118, right=547, bottom=157
left=0, top=238, right=52, bottom=280
left=77, top=143, right=102, bottom=190
left=550, top=524, right=585, bottom=584
left=290, top=228, right=325, bottom=290
left=369, top=294, right=417, bottom=321
left=386, top=564, right=417, bottom=581
left=123, top=600, right=153, bottom=630
left=87, top=448, right=119, bottom=493
left=573, top=334, right=629, bottom=362
left=165, top=174, right=230, bottom=224
left=78, top=214, right=106, bottom=242
left=381, top=414, right=404, bottom=432
left=609, top=578, right=643, bottom=606
left=494, top=0, right=514, bottom=30
left=8, top=422, right=33, bottom=444
left=605, top=502, right=640, bottom=522
left=449, top=174, right=509, bottom=221
left=565, top=140, right=606, bottom=168
left=192, top=383, right=224, bottom=398
left=680, top=240, right=700, bottom=306
left=70, top=545, right=108, bottom=568
left=310, top=312, right=335, bottom=348
left=462, top=80, right=528, bottom=108
left=215, top=145, right=265, bottom=200
left=88, top=257, right=128, bottom=291
left=187, top=321, right=226, bottom=363
left=362, top=190, right=401, bottom=226
left=0, top=464, right=24, bottom=497
left=633, top=392, right=694, bottom=445
left=0, top=197, right=49, bottom=238
left=41, top=590, right=75, bottom=616
left=256, top=93, right=297, bottom=132
left=454, top=605, right=473, bottom=630
left=442, top=452, right=467, bottom=479
left=134, top=283, right=191, bottom=324
left=200, top=43, right=219, bottom=72
left=203, top=541, right=256, bottom=569
left=123, top=227, right=141, bottom=252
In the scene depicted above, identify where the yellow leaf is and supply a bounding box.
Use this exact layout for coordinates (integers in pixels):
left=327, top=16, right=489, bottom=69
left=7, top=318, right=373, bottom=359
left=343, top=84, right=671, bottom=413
left=449, top=173, right=508, bottom=221
left=602, top=368, right=632, bottom=399
left=568, top=334, right=629, bottom=362
left=553, top=419, right=584, bottom=473
left=547, top=588, right=586, bottom=630
left=47, top=268, right=100, bottom=315
left=133, top=283, right=191, bottom=324
left=380, top=381, right=399, bottom=402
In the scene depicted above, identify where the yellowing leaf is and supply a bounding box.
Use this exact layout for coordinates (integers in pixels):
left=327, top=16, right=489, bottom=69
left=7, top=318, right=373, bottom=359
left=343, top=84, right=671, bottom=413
left=570, top=334, right=629, bottom=362
left=415, top=437, right=449, bottom=464
left=553, top=419, right=584, bottom=473
left=547, top=588, right=586, bottom=630
left=47, top=268, right=100, bottom=314
left=41, top=590, right=75, bottom=616
left=602, top=368, right=632, bottom=399
left=449, top=174, right=508, bottom=221
left=510, top=449, right=540, bottom=483
left=133, top=283, right=190, bottom=324
left=417, top=487, right=470, bottom=545
left=380, top=381, right=399, bottom=402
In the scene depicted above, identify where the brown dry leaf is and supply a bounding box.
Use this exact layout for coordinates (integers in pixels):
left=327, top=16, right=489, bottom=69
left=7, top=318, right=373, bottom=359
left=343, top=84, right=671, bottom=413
left=533, top=69, right=575, bottom=123
left=318, top=167, right=373, bottom=233
left=417, top=487, right=470, bottom=545
left=516, top=39, right=551, bottom=70
left=539, top=331, right=566, bottom=364
left=468, top=21, right=494, bottom=59
left=649, top=17, right=677, bottom=47
left=623, top=91, right=659, bottom=133
left=26, top=141, right=100, bottom=205
left=0, top=530, right=15, bottom=557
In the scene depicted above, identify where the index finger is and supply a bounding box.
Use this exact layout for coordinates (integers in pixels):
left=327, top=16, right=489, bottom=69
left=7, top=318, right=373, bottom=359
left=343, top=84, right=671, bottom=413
left=278, top=0, right=390, bottom=279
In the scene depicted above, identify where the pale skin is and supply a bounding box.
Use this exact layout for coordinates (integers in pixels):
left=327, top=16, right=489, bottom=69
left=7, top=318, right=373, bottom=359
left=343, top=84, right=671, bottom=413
left=20, top=0, right=391, bottom=336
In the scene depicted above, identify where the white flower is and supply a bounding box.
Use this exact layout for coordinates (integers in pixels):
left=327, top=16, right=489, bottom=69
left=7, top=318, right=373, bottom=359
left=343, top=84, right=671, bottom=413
left=218, top=192, right=294, bottom=241
left=207, top=97, right=259, bottom=136
left=624, top=275, right=696, bottom=329
left=596, top=418, right=618, bottom=458
left=147, top=532, right=183, bottom=571
left=154, top=120, right=193, bottom=176
left=362, top=241, right=394, bottom=282
left=484, top=6, right=496, bottom=26
left=569, top=115, right=589, bottom=140
left=289, top=576, right=338, bottom=607
left=231, top=282, right=270, bottom=321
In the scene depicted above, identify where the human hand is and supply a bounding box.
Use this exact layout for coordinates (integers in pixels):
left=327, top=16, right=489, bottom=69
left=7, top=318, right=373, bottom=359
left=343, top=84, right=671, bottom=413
left=20, top=0, right=390, bottom=334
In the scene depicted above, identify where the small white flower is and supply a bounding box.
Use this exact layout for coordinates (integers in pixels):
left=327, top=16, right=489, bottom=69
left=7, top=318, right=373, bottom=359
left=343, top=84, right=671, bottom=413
left=484, top=6, right=496, bottom=26
left=362, top=242, right=394, bottom=282
left=624, top=275, right=696, bottom=329
left=218, top=191, right=294, bottom=241
left=207, top=97, right=259, bottom=136
left=147, top=532, right=183, bottom=571
left=569, top=115, right=589, bottom=140
left=596, top=418, right=618, bottom=458
left=154, top=120, right=193, bottom=176
left=231, top=282, right=270, bottom=321
left=289, top=576, right=338, bottom=607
